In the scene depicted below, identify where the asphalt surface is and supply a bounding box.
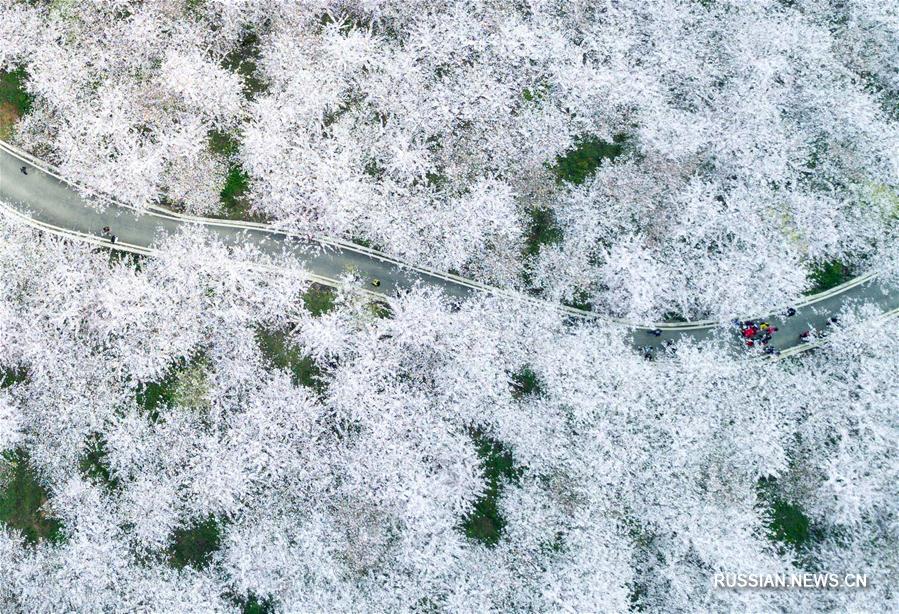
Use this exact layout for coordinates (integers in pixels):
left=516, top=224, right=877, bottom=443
left=1, top=139, right=897, bottom=358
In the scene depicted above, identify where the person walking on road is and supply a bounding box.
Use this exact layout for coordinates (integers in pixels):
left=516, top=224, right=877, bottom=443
left=109, top=234, right=118, bottom=244
left=20, top=166, right=27, bottom=175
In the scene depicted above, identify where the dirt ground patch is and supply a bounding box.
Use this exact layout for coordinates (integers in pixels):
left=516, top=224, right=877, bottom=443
left=0, top=102, right=21, bottom=140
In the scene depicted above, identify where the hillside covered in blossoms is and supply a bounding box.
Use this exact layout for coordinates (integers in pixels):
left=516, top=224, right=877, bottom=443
left=0, top=1, right=897, bottom=612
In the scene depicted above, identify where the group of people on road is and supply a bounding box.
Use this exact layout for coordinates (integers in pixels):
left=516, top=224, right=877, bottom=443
left=798, top=316, right=840, bottom=342
left=639, top=329, right=675, bottom=361
left=733, top=319, right=781, bottom=355
left=731, top=307, right=840, bottom=356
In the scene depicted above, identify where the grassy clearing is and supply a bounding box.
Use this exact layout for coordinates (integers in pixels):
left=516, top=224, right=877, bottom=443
left=757, top=478, right=823, bottom=566
left=367, top=301, right=392, bottom=319
left=0, top=103, right=19, bottom=140
left=107, top=249, right=144, bottom=271
left=522, top=81, right=550, bottom=104
left=303, top=284, right=337, bottom=317
left=551, top=134, right=627, bottom=186
left=767, top=498, right=812, bottom=548
left=806, top=260, right=854, bottom=294
left=522, top=134, right=629, bottom=272
left=136, top=354, right=208, bottom=421
left=510, top=366, right=542, bottom=399
left=79, top=434, right=119, bottom=491
left=257, top=328, right=325, bottom=393
left=1, top=367, right=27, bottom=389
left=208, top=130, right=260, bottom=221
left=563, top=288, right=593, bottom=312
left=209, top=130, right=240, bottom=158
left=0, top=67, right=32, bottom=140
left=136, top=367, right=181, bottom=422
left=0, top=449, right=63, bottom=545
left=521, top=207, right=563, bottom=293
left=462, top=433, right=523, bottom=547
left=233, top=593, right=276, bottom=614
left=222, top=30, right=267, bottom=100
left=218, top=164, right=252, bottom=219
left=167, top=515, right=223, bottom=570
left=524, top=207, right=563, bottom=260
left=244, top=286, right=340, bottom=391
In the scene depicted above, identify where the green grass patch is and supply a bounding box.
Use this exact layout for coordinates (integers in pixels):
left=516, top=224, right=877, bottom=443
left=461, top=432, right=523, bottom=547
left=510, top=366, right=542, bottom=399
left=368, top=301, right=392, bottom=319
left=136, top=372, right=180, bottom=422
left=524, top=207, right=563, bottom=259
left=522, top=85, right=548, bottom=104
left=108, top=249, right=144, bottom=271
left=661, top=311, right=688, bottom=323
left=232, top=593, right=276, bottom=614
left=521, top=207, right=563, bottom=292
left=79, top=434, right=119, bottom=490
left=363, top=158, right=385, bottom=180
left=1, top=366, right=27, bottom=388
left=562, top=288, right=593, bottom=312
left=167, top=515, right=223, bottom=570
left=0, top=67, right=32, bottom=139
left=807, top=260, right=854, bottom=294
left=136, top=354, right=207, bottom=421
left=424, top=170, right=448, bottom=191
left=222, top=30, right=267, bottom=100
left=208, top=130, right=264, bottom=222
left=209, top=130, right=240, bottom=158
left=184, top=0, right=207, bottom=18
left=758, top=478, right=823, bottom=564
left=0, top=68, right=32, bottom=115
left=257, top=328, right=325, bottom=393
left=219, top=165, right=253, bottom=220
left=552, top=134, right=627, bottom=185
left=303, top=284, right=337, bottom=317
left=768, top=498, right=811, bottom=548
left=0, top=449, right=63, bottom=545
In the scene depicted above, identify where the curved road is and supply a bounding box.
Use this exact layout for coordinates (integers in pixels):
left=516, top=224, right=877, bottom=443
left=1, top=139, right=896, bottom=357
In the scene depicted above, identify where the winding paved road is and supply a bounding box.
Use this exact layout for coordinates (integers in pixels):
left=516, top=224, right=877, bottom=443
left=1, top=139, right=896, bottom=358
